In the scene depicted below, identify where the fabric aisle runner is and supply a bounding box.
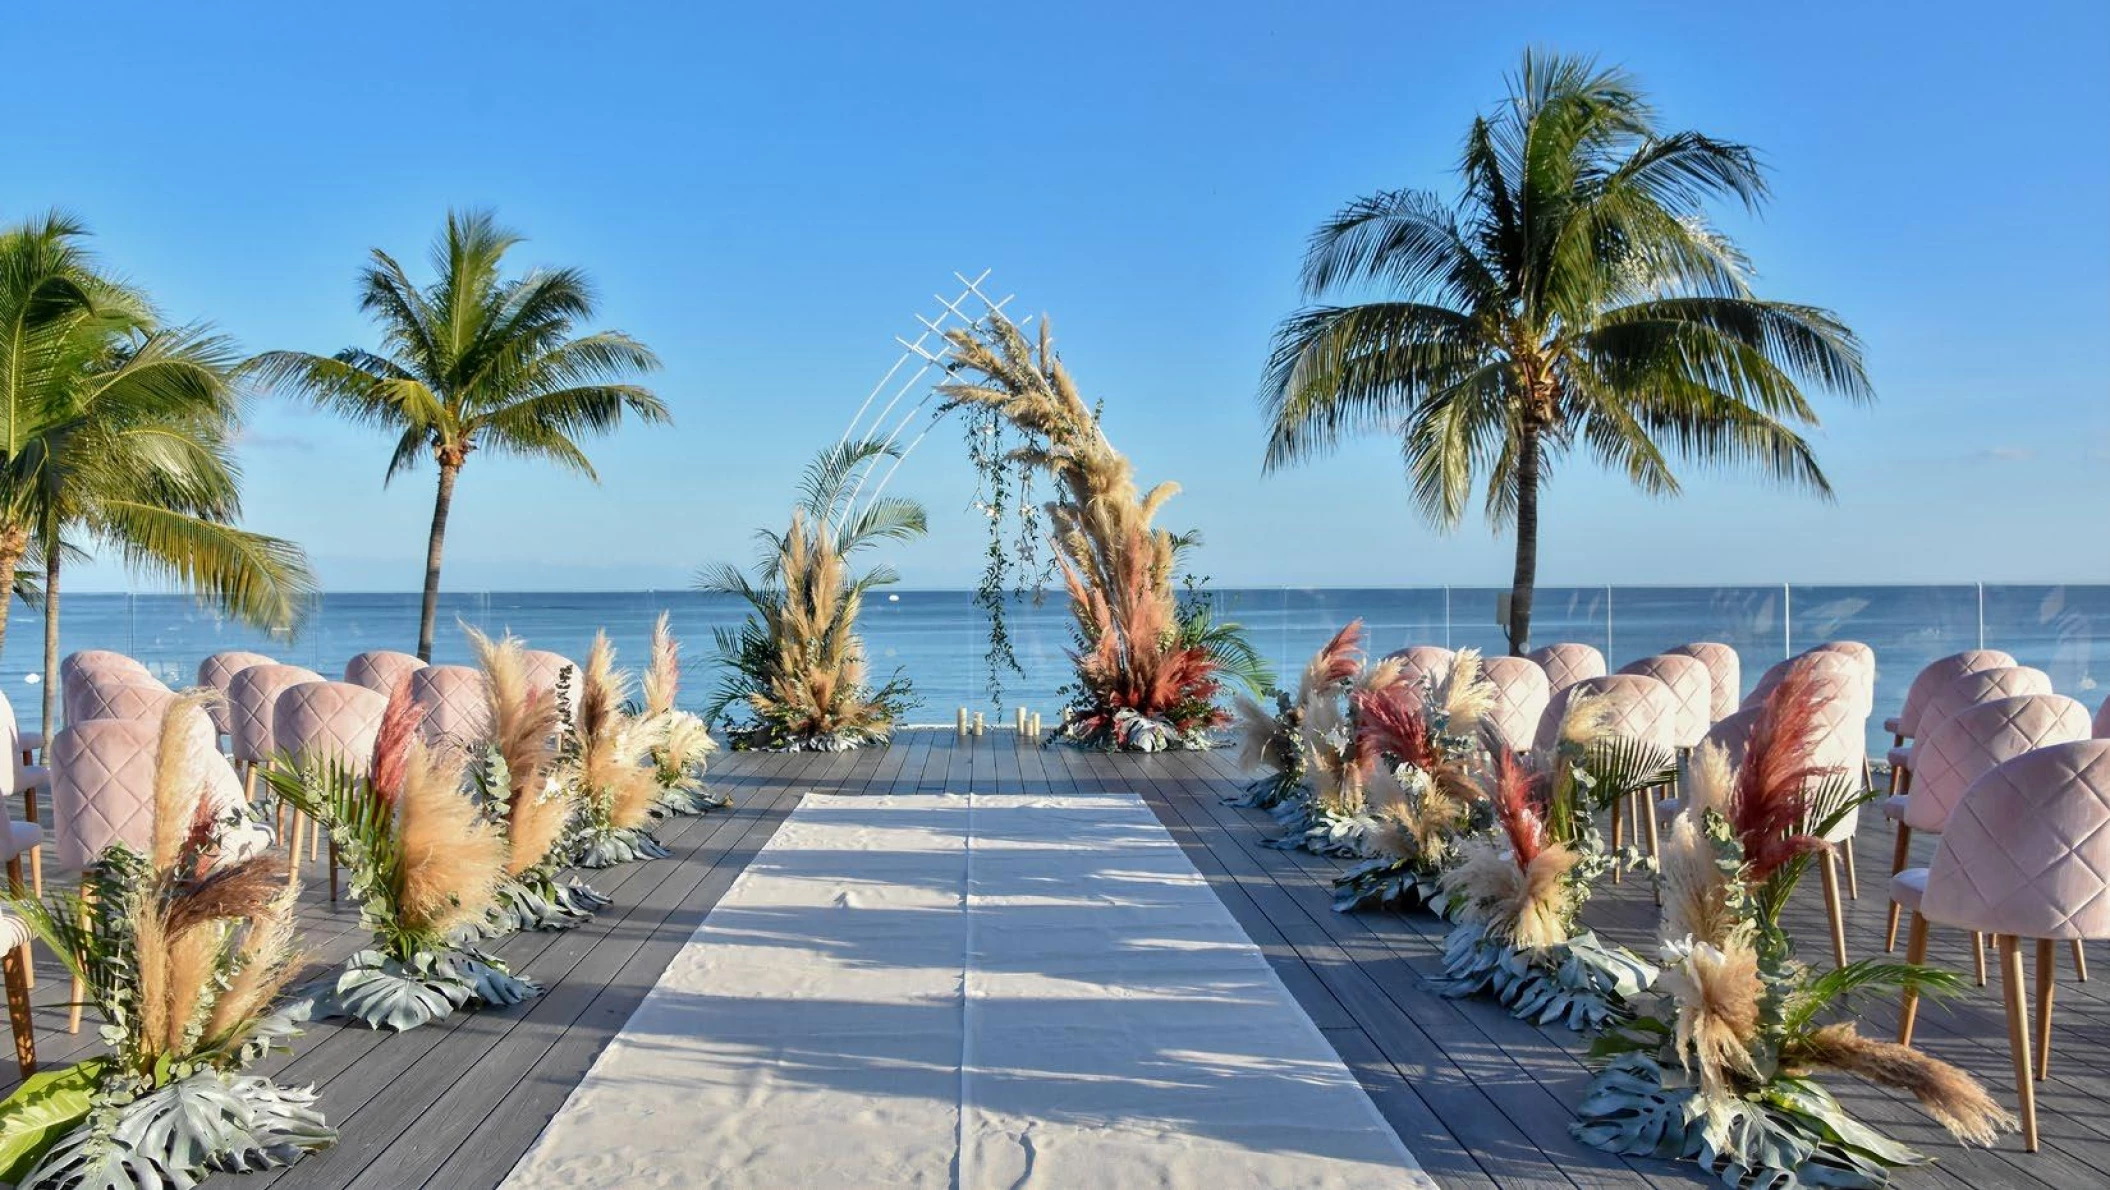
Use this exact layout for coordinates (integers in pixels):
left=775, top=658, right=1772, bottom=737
left=503, top=792, right=1431, bottom=1189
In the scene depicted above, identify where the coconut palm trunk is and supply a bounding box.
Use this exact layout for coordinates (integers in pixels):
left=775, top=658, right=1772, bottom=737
left=417, top=456, right=462, bottom=662
left=0, top=525, right=25, bottom=658
left=41, top=528, right=58, bottom=732
left=1506, top=425, right=1541, bottom=656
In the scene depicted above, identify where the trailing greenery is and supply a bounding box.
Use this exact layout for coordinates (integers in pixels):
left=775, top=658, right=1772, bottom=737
left=699, top=439, right=924, bottom=751
left=1260, top=51, right=1873, bottom=654
left=247, top=209, right=669, bottom=661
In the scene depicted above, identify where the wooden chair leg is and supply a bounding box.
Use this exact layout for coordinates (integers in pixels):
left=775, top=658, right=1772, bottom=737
left=1640, top=789, right=1661, bottom=905
left=1841, top=837, right=1859, bottom=900
left=1899, top=912, right=1930, bottom=1044
left=2000, top=935, right=2038, bottom=1152
left=1609, top=797, right=1625, bottom=883
left=1885, top=825, right=1913, bottom=951
left=5, top=858, right=29, bottom=991
left=243, top=762, right=258, bottom=806
left=26, top=846, right=39, bottom=899
left=2072, top=939, right=2088, bottom=983
left=2, top=943, right=33, bottom=1080
left=309, top=812, right=322, bottom=862
left=2035, top=938, right=2056, bottom=1080
left=285, top=812, right=304, bottom=891
left=1974, top=932, right=1989, bottom=987
left=66, top=880, right=90, bottom=1035
left=328, top=840, right=339, bottom=904
left=1820, top=852, right=1848, bottom=968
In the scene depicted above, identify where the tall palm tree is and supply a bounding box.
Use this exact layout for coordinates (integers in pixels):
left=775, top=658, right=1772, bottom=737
left=1261, top=52, right=1873, bottom=653
left=249, top=210, right=669, bottom=660
left=0, top=212, right=314, bottom=726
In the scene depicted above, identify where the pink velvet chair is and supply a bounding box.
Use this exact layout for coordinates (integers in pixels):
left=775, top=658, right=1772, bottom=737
left=1479, top=656, right=1549, bottom=755
left=49, top=709, right=265, bottom=1031
left=64, top=677, right=174, bottom=726
left=0, top=692, right=49, bottom=895
left=1810, top=640, right=1877, bottom=708
left=197, top=650, right=275, bottom=741
left=2093, top=695, right=2110, bottom=739
left=1526, top=642, right=1606, bottom=699
left=228, top=664, right=324, bottom=807
left=411, top=664, right=491, bottom=755
left=1883, top=693, right=2093, bottom=963
left=1380, top=646, right=1453, bottom=689
left=1666, top=642, right=1740, bottom=723
left=1744, top=649, right=1869, bottom=717
left=1884, top=666, right=2056, bottom=862
left=1537, top=672, right=1677, bottom=879
left=1888, top=649, right=2015, bottom=743
left=272, top=681, right=388, bottom=899
left=345, top=650, right=427, bottom=699
left=520, top=650, right=579, bottom=722
left=1618, top=654, right=1712, bottom=750
left=1896, top=739, right=2110, bottom=1152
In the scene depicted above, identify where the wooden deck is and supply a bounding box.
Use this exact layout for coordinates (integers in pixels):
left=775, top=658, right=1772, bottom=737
left=5, top=729, right=2104, bottom=1188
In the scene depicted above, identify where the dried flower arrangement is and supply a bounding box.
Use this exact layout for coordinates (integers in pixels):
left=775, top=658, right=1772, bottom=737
left=264, top=683, right=539, bottom=1031
left=635, top=614, right=728, bottom=817
left=701, top=440, right=922, bottom=751
left=465, top=629, right=608, bottom=932
left=558, top=633, right=670, bottom=868
left=1575, top=661, right=2010, bottom=1186
left=1434, top=695, right=1671, bottom=1031
left=939, top=314, right=1267, bottom=751
left=0, top=697, right=332, bottom=1185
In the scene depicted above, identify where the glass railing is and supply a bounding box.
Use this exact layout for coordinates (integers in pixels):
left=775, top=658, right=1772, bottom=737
left=4, top=585, right=2104, bottom=756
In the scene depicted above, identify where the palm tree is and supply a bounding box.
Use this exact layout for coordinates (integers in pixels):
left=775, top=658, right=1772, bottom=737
left=0, top=213, right=315, bottom=726
left=1261, top=52, right=1873, bottom=654
left=697, top=439, right=925, bottom=749
left=249, top=210, right=669, bottom=661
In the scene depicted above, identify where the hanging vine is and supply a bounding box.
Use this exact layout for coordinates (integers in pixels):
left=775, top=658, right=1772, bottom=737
left=965, top=405, right=1024, bottom=708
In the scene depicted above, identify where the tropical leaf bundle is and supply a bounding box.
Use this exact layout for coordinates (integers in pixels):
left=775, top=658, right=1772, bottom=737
left=1575, top=661, right=2011, bottom=1186
left=262, top=683, right=539, bottom=1031
left=939, top=314, right=1264, bottom=750
left=0, top=696, right=332, bottom=1186
left=1435, top=710, right=1662, bottom=1030
left=636, top=614, right=728, bottom=816
left=701, top=440, right=922, bottom=751
left=560, top=633, right=671, bottom=868
left=465, top=629, right=608, bottom=933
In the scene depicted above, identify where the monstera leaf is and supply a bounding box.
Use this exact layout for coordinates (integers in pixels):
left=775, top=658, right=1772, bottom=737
left=435, top=949, right=542, bottom=1007
left=21, top=1070, right=335, bottom=1190
left=654, top=784, right=730, bottom=817
left=574, top=827, right=671, bottom=869
left=487, top=872, right=609, bottom=934
left=1440, top=924, right=1656, bottom=1031
left=0, top=1059, right=106, bottom=1184
left=1331, top=856, right=1447, bottom=914
left=332, top=950, right=472, bottom=1031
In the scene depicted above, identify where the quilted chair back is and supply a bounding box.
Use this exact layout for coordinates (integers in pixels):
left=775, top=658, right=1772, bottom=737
left=1699, top=674, right=1868, bottom=840
left=48, top=708, right=243, bottom=870
left=1903, top=694, right=2091, bottom=836
left=1809, top=641, right=1877, bottom=708
left=1666, top=642, right=1740, bottom=723
left=1534, top=673, right=1676, bottom=753
left=197, top=651, right=275, bottom=736
left=60, top=650, right=150, bottom=690
left=1380, top=646, right=1453, bottom=690
left=1921, top=739, right=2110, bottom=941
left=1745, top=650, right=1869, bottom=716
left=1479, top=656, right=1549, bottom=753
left=273, top=682, right=389, bottom=777
left=1525, top=643, right=1606, bottom=699
left=66, top=677, right=174, bottom=726
left=2096, top=696, right=2110, bottom=739
left=1914, top=667, right=2055, bottom=758
left=520, top=650, right=578, bottom=710
left=1896, top=649, right=2015, bottom=738
left=412, top=665, right=492, bottom=752
left=345, top=650, right=427, bottom=699
left=228, top=665, right=324, bottom=766
left=1617, top=654, right=1712, bottom=748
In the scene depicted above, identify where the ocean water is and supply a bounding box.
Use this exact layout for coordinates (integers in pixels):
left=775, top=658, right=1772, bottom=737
left=5, top=585, right=2105, bottom=754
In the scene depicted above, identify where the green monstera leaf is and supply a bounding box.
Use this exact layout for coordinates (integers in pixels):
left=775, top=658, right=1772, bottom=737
left=0, top=1058, right=107, bottom=1184
left=20, top=1069, right=335, bottom=1189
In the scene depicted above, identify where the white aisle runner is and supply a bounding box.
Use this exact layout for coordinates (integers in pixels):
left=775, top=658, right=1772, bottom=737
left=504, top=792, right=1431, bottom=1189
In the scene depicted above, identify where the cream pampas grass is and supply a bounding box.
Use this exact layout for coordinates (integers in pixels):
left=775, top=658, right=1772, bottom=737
left=1435, top=649, right=1496, bottom=732
left=1785, top=1024, right=2013, bottom=1146
left=470, top=627, right=575, bottom=876
left=1658, top=936, right=1763, bottom=1102
left=643, top=611, right=680, bottom=719
left=1558, top=690, right=1617, bottom=750
left=394, top=740, right=503, bottom=938
left=1444, top=836, right=1579, bottom=950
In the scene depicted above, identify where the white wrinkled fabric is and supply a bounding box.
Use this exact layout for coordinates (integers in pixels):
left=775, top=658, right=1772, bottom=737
left=506, top=792, right=1428, bottom=1189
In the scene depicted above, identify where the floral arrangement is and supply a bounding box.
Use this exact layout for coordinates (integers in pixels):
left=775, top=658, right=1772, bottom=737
left=701, top=440, right=922, bottom=752
left=1575, top=661, right=2010, bottom=1187
left=466, top=629, right=608, bottom=933
left=0, top=697, right=333, bottom=1186
left=559, top=633, right=670, bottom=868
left=264, top=684, right=539, bottom=1031
left=635, top=614, right=728, bottom=817
left=1233, top=622, right=1489, bottom=912
left=939, top=314, right=1267, bottom=751
left=1434, top=695, right=1670, bottom=1031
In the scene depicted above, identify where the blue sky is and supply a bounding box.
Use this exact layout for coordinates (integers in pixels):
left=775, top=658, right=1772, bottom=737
left=10, top=0, right=2107, bottom=591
